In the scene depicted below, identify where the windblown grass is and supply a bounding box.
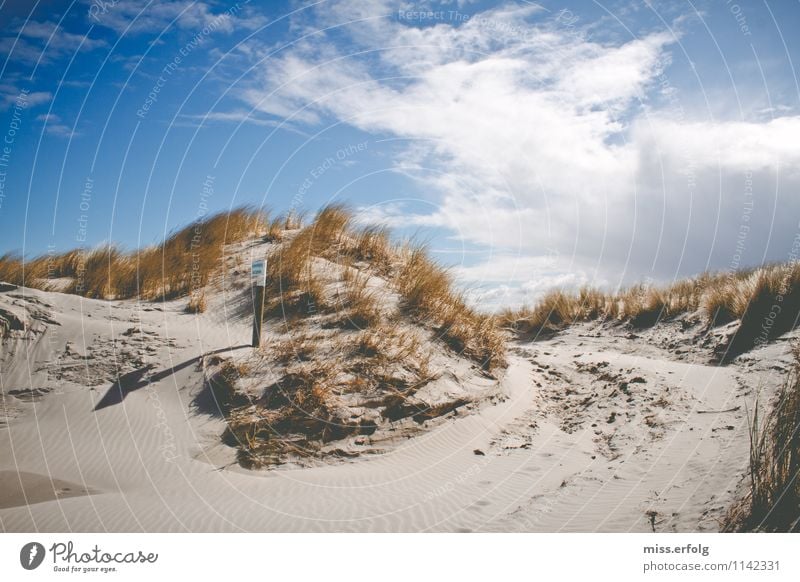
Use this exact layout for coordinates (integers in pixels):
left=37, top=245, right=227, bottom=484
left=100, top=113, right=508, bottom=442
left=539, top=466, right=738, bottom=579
left=262, top=205, right=505, bottom=370
left=725, top=345, right=800, bottom=532
left=349, top=225, right=393, bottom=274
left=264, top=210, right=305, bottom=242
left=336, top=269, right=381, bottom=329
left=395, top=245, right=505, bottom=370
left=500, top=289, right=582, bottom=335
left=721, top=264, right=800, bottom=358
left=185, top=292, right=207, bottom=314
left=0, top=207, right=266, bottom=300
left=2, top=201, right=503, bottom=372
left=504, top=262, right=800, bottom=354
left=264, top=218, right=329, bottom=320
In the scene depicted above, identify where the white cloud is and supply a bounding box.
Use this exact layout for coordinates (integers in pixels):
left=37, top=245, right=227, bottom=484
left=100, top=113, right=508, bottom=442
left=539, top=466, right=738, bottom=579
left=36, top=113, right=75, bottom=137
left=86, top=0, right=266, bottom=36
left=0, top=87, right=52, bottom=108
left=634, top=117, right=800, bottom=171
left=0, top=21, right=106, bottom=65
left=19, top=21, right=106, bottom=51
left=175, top=110, right=311, bottom=136
left=229, top=1, right=800, bottom=301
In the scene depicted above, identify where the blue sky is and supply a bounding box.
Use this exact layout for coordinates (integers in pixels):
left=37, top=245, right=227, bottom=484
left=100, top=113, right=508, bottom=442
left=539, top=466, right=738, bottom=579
left=1, top=0, right=799, bottom=309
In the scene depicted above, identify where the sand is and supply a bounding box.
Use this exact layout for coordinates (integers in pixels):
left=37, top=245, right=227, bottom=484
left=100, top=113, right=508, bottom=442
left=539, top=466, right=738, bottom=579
left=0, top=471, right=95, bottom=510
left=0, top=278, right=795, bottom=532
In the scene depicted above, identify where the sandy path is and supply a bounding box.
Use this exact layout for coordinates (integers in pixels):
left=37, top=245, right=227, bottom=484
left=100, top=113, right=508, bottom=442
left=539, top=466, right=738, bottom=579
left=488, top=345, right=750, bottom=532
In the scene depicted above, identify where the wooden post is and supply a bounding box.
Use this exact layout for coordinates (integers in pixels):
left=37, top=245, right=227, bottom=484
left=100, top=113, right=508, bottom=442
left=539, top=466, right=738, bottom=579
left=252, top=285, right=265, bottom=348
left=251, top=259, right=266, bottom=348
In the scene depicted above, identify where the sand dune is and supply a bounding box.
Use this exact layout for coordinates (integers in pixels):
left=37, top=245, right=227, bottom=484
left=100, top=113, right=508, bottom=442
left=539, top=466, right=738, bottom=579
left=1, top=271, right=795, bottom=532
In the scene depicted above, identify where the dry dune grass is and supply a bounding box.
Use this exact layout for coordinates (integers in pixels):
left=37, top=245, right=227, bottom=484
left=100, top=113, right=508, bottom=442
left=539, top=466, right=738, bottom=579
left=395, top=245, right=505, bottom=370
left=185, top=292, right=207, bottom=314
left=265, top=206, right=351, bottom=288
left=264, top=210, right=305, bottom=242
left=0, top=253, right=28, bottom=285
left=0, top=250, right=81, bottom=284
left=396, top=247, right=451, bottom=311
left=500, top=289, right=581, bottom=334
left=350, top=225, right=393, bottom=274
left=221, top=323, right=437, bottom=468
left=264, top=205, right=505, bottom=370
left=0, top=207, right=266, bottom=300
left=504, top=262, right=800, bottom=349
left=336, top=270, right=381, bottom=329
left=715, top=264, right=800, bottom=358
left=308, top=204, right=351, bottom=253
left=271, top=330, right=323, bottom=365
left=725, top=345, right=800, bottom=532
left=222, top=363, right=340, bottom=467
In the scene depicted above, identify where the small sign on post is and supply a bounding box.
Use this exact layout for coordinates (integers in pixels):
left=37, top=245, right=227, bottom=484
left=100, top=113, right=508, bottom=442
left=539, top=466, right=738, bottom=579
left=251, top=259, right=266, bottom=286
left=251, top=259, right=266, bottom=347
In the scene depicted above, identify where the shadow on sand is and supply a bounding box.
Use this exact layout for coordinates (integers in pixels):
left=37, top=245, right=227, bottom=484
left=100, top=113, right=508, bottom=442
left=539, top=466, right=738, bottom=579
left=93, top=345, right=250, bottom=411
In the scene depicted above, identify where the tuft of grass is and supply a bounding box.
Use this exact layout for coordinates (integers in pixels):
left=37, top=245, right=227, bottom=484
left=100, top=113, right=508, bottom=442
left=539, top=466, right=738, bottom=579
left=501, top=290, right=579, bottom=336
left=283, top=210, right=305, bottom=231
left=722, top=265, right=800, bottom=359
left=0, top=252, right=26, bottom=286
left=265, top=206, right=351, bottom=308
left=185, top=292, right=207, bottom=314
left=265, top=230, right=326, bottom=321
left=394, top=244, right=506, bottom=370
left=396, top=246, right=453, bottom=312
left=270, top=330, right=325, bottom=365
left=308, top=204, right=351, bottom=258
left=336, top=270, right=381, bottom=329
left=263, top=210, right=305, bottom=242
left=577, top=287, right=614, bottom=320
left=348, top=325, right=427, bottom=369
left=725, top=345, right=800, bottom=532
left=348, top=225, right=393, bottom=274
left=221, top=361, right=357, bottom=468
left=201, top=360, right=250, bottom=416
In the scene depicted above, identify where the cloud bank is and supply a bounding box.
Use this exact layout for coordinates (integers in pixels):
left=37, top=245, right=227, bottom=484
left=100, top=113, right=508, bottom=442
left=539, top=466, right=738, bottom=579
left=228, top=1, right=800, bottom=308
